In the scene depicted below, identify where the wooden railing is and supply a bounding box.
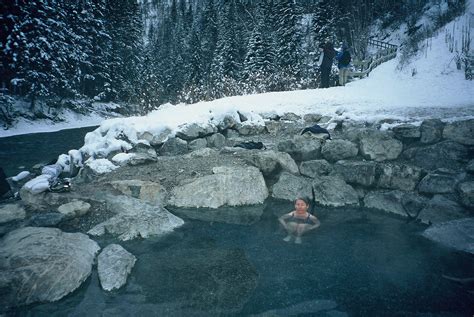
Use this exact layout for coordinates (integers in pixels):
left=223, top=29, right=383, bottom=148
left=351, top=39, right=398, bottom=79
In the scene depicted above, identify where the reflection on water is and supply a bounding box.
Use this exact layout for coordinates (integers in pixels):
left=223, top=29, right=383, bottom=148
left=169, top=204, right=265, bottom=225
left=12, top=200, right=474, bottom=316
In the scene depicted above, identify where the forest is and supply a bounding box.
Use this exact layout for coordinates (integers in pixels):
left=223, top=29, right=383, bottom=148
left=0, top=0, right=466, bottom=116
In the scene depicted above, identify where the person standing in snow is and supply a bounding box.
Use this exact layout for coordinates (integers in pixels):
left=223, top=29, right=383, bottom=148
left=318, top=41, right=336, bottom=88
left=336, top=42, right=351, bottom=86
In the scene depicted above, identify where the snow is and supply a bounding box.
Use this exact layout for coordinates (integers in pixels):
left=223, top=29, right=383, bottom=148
left=85, top=158, right=119, bottom=174
left=1, top=3, right=473, bottom=173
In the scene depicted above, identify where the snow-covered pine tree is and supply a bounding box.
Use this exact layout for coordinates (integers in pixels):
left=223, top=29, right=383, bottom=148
left=274, top=0, right=302, bottom=91
left=104, top=0, right=144, bottom=103
left=200, top=0, right=218, bottom=96
left=209, top=1, right=241, bottom=99
left=242, top=3, right=276, bottom=94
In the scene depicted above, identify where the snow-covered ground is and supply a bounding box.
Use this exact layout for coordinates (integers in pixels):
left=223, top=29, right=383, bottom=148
left=1, top=2, right=473, bottom=150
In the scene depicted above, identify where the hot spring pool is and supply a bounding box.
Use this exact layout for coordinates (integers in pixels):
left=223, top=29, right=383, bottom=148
left=12, top=200, right=474, bottom=316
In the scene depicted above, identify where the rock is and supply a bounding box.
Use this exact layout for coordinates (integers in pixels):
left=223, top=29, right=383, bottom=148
left=28, top=212, right=66, bottom=227
left=188, top=138, right=207, bottom=151
left=168, top=166, right=268, bottom=208
left=466, top=160, right=474, bottom=173
left=418, top=195, right=467, bottom=224
left=321, top=139, right=358, bottom=162
left=265, top=121, right=302, bottom=135
left=0, top=204, right=26, bottom=224
left=98, top=244, right=136, bottom=291
left=420, top=119, right=444, bottom=144
left=271, top=172, right=313, bottom=201
left=422, top=218, right=474, bottom=254
left=364, top=190, right=406, bottom=216
left=150, top=128, right=172, bottom=146
left=0, top=227, right=100, bottom=309
left=392, top=124, right=420, bottom=140
left=418, top=169, right=460, bottom=194
left=303, top=113, right=322, bottom=123
left=402, top=141, right=469, bottom=171
left=176, top=123, right=216, bottom=141
left=443, top=119, right=474, bottom=145
left=206, top=133, right=226, bottom=149
left=458, top=181, right=474, bottom=208
left=277, top=135, right=323, bottom=161
left=218, top=115, right=239, bottom=131
left=186, top=147, right=219, bottom=158
left=377, top=163, right=422, bottom=191
left=312, top=176, right=359, bottom=207
left=108, top=180, right=168, bottom=205
left=137, top=131, right=154, bottom=143
left=359, top=130, right=403, bottom=161
left=19, top=188, right=71, bottom=210
left=280, top=112, right=301, bottom=121
left=236, top=123, right=266, bottom=136
left=57, top=200, right=91, bottom=218
left=158, top=137, right=188, bottom=156
left=333, top=160, right=377, bottom=187
left=243, top=150, right=299, bottom=177
left=128, top=152, right=158, bottom=166
left=88, top=195, right=184, bottom=241
left=300, top=160, right=333, bottom=178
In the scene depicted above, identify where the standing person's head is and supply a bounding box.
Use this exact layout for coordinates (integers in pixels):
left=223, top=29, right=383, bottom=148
left=341, top=42, right=349, bottom=51
left=294, top=197, right=310, bottom=213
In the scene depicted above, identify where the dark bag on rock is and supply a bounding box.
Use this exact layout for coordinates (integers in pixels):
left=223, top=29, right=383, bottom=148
left=300, top=124, right=332, bottom=139
left=234, top=141, right=266, bottom=150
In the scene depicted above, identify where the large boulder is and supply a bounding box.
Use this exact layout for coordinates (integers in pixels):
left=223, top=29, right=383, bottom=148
left=158, top=137, right=188, bottom=156
left=392, top=124, right=420, bottom=140
left=402, top=141, right=469, bottom=171
left=243, top=150, right=299, bottom=177
left=271, top=172, right=313, bottom=201
left=88, top=195, right=184, bottom=241
left=300, top=160, right=333, bottom=178
left=359, top=130, right=403, bottom=162
left=236, top=123, right=266, bottom=136
left=0, top=227, right=100, bottom=309
left=277, top=135, right=323, bottom=161
left=168, top=166, right=268, bottom=208
left=418, top=195, right=467, bottom=224
left=19, top=188, right=71, bottom=210
left=377, top=163, right=422, bottom=191
left=312, top=176, right=359, bottom=207
left=420, top=119, right=444, bottom=144
left=108, top=180, right=168, bottom=205
left=320, top=139, right=358, bottom=162
left=422, top=218, right=474, bottom=254
left=417, top=169, right=460, bottom=194
left=333, top=160, right=377, bottom=187
left=458, top=181, right=474, bottom=208
left=176, top=123, right=217, bottom=141
left=442, top=119, right=474, bottom=146
left=0, top=203, right=26, bottom=224
left=98, top=244, right=136, bottom=291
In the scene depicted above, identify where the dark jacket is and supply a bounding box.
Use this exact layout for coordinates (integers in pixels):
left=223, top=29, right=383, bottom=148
left=337, top=49, right=351, bottom=68
left=321, top=42, right=336, bottom=69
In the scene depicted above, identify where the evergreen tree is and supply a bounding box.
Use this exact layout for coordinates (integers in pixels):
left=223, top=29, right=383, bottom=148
left=274, top=0, right=302, bottom=90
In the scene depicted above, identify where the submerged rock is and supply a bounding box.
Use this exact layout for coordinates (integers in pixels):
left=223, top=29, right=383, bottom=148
left=88, top=194, right=184, bottom=241
left=168, top=166, right=268, bottom=208
left=98, top=244, right=136, bottom=291
left=422, top=218, right=474, bottom=254
left=418, top=195, right=467, bottom=224
left=0, top=227, right=100, bottom=309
